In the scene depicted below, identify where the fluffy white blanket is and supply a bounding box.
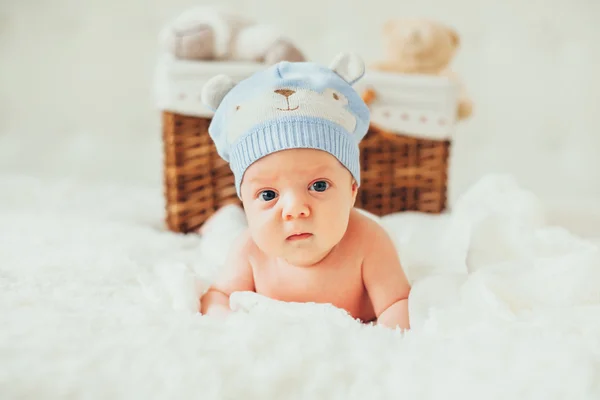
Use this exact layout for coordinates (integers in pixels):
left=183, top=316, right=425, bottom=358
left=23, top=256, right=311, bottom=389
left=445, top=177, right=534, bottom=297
left=1, top=173, right=600, bottom=399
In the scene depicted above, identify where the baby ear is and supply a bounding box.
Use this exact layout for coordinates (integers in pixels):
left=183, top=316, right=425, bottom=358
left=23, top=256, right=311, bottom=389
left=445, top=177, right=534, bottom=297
left=351, top=179, right=359, bottom=204
left=201, top=74, right=236, bottom=111
left=329, top=52, right=365, bottom=85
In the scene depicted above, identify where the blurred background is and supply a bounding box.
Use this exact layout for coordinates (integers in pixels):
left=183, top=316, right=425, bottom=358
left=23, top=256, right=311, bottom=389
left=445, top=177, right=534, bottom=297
left=1, top=0, right=599, bottom=234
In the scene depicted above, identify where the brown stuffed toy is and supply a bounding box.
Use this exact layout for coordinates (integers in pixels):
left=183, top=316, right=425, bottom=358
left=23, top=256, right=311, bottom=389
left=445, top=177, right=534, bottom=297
left=159, top=6, right=305, bottom=65
left=371, top=18, right=473, bottom=120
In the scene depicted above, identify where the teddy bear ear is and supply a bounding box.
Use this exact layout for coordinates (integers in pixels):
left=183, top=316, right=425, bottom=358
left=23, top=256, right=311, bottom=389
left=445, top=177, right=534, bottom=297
left=201, top=74, right=236, bottom=111
left=329, top=52, right=365, bottom=85
left=447, top=27, right=461, bottom=48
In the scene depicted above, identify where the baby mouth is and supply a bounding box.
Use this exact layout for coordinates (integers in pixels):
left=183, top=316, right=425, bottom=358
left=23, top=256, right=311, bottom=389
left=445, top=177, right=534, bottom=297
left=286, top=233, right=313, bottom=241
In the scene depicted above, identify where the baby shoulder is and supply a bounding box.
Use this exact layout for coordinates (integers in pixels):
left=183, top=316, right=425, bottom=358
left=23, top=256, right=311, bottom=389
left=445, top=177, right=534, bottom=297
left=228, top=228, right=259, bottom=260
left=348, top=209, right=397, bottom=254
left=349, top=211, right=400, bottom=265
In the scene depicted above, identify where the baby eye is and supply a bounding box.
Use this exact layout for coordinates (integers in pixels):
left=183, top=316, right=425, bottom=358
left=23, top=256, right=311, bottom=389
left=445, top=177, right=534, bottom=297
left=309, top=181, right=329, bottom=192
left=235, top=105, right=240, bottom=111
left=259, top=190, right=278, bottom=201
left=332, top=92, right=339, bottom=100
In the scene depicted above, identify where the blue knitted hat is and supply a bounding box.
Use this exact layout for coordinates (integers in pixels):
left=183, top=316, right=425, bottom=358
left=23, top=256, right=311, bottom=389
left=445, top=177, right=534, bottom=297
left=200, top=52, right=370, bottom=196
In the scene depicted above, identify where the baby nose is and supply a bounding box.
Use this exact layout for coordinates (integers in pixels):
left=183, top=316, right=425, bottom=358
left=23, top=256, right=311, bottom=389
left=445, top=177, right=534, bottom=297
left=282, top=196, right=310, bottom=220
left=274, top=89, right=296, bottom=98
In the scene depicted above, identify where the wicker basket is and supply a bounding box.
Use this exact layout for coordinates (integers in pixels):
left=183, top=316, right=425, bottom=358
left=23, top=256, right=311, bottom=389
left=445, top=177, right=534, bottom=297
left=159, top=63, right=458, bottom=233
left=163, top=111, right=241, bottom=233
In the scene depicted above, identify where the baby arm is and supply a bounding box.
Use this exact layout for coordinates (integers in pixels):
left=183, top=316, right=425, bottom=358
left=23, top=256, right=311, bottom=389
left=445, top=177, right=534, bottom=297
left=200, top=230, right=255, bottom=317
left=362, top=224, right=411, bottom=330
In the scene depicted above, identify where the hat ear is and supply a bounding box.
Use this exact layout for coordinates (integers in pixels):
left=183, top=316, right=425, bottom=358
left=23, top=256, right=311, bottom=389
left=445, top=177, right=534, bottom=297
left=201, top=74, right=236, bottom=111
left=329, top=52, right=365, bottom=85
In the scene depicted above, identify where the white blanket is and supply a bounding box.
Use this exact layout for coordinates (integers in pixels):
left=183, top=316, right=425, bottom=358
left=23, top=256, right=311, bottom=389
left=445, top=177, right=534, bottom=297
left=1, top=173, right=600, bottom=399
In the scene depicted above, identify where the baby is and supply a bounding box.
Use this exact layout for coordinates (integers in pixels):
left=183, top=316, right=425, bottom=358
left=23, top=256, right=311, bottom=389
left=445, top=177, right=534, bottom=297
left=198, top=53, right=411, bottom=330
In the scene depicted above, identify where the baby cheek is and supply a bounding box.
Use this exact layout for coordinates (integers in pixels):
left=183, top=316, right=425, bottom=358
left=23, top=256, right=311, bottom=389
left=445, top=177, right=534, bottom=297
left=317, top=200, right=351, bottom=236
left=246, top=208, right=281, bottom=243
left=245, top=207, right=269, bottom=231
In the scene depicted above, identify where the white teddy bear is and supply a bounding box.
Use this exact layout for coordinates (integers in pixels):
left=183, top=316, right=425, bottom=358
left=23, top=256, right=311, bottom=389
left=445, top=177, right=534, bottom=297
left=159, top=6, right=306, bottom=64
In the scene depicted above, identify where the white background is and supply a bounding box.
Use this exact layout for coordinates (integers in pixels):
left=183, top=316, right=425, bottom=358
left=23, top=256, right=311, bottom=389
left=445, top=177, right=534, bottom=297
left=1, top=0, right=599, bottom=231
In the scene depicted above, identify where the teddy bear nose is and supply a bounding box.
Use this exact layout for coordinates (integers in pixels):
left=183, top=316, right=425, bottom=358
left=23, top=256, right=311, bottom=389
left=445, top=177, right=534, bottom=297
left=409, top=30, right=423, bottom=44
left=275, top=89, right=295, bottom=98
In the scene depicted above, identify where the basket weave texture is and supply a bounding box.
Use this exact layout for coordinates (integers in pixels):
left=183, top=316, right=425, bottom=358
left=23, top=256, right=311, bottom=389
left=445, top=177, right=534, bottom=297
left=162, top=111, right=450, bottom=234
left=163, top=112, right=240, bottom=233
left=355, top=124, right=450, bottom=216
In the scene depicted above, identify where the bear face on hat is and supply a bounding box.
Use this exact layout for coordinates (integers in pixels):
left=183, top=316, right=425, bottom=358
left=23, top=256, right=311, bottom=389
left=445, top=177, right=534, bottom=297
left=223, top=87, right=357, bottom=145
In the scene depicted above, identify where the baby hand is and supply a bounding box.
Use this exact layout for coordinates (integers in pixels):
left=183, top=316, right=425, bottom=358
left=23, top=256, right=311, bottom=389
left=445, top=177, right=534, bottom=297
left=376, top=298, right=410, bottom=331
left=228, top=291, right=270, bottom=314
left=202, top=303, right=232, bottom=319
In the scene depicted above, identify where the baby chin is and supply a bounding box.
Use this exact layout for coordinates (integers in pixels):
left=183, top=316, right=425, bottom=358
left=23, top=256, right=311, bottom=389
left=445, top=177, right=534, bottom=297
left=282, top=234, right=332, bottom=266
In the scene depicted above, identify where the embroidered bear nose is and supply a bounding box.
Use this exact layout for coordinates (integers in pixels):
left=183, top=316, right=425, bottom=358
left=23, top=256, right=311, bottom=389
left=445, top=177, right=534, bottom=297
left=275, top=89, right=295, bottom=98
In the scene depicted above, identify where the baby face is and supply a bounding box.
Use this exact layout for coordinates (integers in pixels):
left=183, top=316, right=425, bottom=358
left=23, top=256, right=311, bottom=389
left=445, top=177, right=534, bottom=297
left=240, top=148, right=358, bottom=267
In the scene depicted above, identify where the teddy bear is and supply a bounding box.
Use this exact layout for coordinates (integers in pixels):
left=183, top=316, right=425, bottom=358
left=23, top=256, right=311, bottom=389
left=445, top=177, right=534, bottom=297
left=370, top=18, right=473, bottom=120
left=159, top=6, right=306, bottom=65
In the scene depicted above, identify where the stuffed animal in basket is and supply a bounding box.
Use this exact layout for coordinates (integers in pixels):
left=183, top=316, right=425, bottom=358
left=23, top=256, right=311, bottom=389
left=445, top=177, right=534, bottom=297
left=159, top=6, right=305, bottom=64
left=371, top=18, right=473, bottom=120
